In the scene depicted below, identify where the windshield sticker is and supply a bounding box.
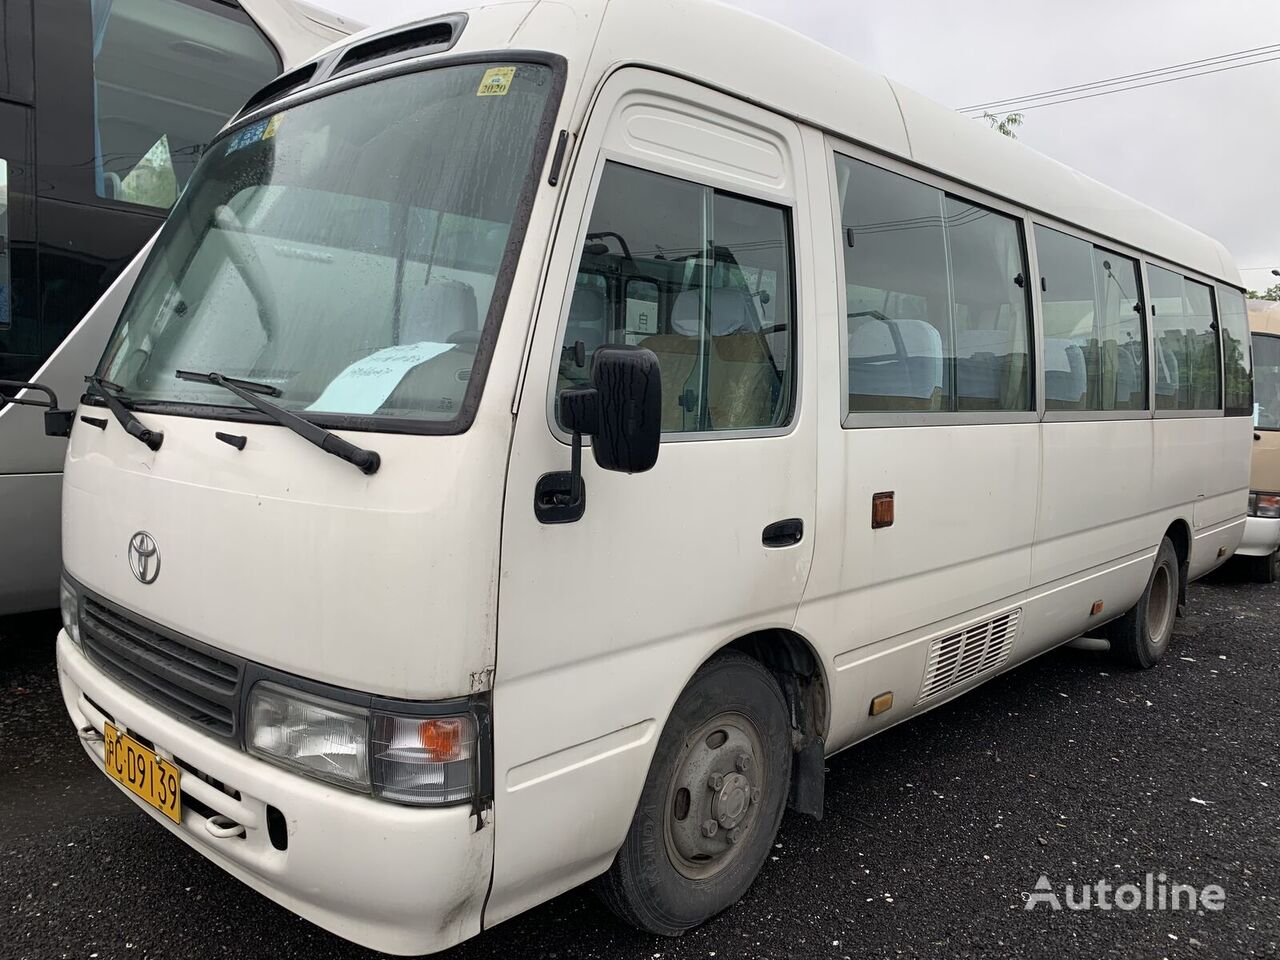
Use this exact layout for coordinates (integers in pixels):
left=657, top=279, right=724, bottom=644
left=225, top=118, right=270, bottom=156
left=477, top=67, right=516, bottom=97
left=262, top=114, right=284, bottom=140
left=306, top=342, right=455, bottom=416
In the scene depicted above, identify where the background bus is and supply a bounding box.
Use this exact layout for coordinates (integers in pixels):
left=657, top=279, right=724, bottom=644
left=0, top=0, right=355, bottom=615
left=1243, top=298, right=1280, bottom=581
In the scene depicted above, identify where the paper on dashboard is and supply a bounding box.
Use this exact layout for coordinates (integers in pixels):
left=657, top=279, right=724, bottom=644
left=307, top=341, right=453, bottom=415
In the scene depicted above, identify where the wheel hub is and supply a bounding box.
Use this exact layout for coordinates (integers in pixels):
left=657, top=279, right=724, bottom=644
left=712, top=771, right=752, bottom=828
left=663, top=713, right=766, bottom=880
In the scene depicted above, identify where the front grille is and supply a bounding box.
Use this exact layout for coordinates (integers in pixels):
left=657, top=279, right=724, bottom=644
left=918, top=609, right=1021, bottom=704
left=79, top=595, right=244, bottom=739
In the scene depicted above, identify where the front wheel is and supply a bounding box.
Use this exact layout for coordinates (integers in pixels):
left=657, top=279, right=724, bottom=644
left=1108, top=537, right=1180, bottom=669
left=594, top=653, right=792, bottom=936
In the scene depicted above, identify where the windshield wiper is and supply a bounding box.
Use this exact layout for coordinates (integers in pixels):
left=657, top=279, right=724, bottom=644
left=175, top=370, right=381, bottom=476
left=85, top=376, right=164, bottom=451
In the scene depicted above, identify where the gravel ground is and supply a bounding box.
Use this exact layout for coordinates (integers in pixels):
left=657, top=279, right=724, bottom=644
left=2, top=575, right=1277, bottom=960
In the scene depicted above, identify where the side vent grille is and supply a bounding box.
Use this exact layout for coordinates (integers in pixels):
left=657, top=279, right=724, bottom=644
left=917, top=609, right=1021, bottom=704
left=331, top=19, right=460, bottom=78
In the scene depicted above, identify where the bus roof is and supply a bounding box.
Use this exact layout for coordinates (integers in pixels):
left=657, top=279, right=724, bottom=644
left=309, top=0, right=1242, bottom=287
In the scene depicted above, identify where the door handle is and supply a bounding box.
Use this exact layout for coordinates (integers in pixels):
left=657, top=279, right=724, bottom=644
left=762, top=518, right=804, bottom=548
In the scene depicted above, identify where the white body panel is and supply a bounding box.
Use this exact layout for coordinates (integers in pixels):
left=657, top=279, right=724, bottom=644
left=50, top=0, right=1251, bottom=955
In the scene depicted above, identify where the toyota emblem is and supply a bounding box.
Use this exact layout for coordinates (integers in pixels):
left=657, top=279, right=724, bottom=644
left=128, top=531, right=161, bottom=584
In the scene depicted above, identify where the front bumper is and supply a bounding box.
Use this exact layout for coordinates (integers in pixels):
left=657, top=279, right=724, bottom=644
left=1237, top=516, right=1280, bottom=558
left=57, top=631, right=491, bottom=955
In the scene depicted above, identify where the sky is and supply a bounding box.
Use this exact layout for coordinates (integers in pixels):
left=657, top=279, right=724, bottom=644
left=313, top=0, right=1280, bottom=290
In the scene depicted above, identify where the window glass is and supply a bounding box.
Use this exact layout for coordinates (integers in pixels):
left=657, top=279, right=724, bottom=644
left=837, top=156, right=1032, bottom=414
left=1149, top=265, right=1221, bottom=411
left=556, top=162, right=795, bottom=434
left=1254, top=334, right=1280, bottom=430
left=100, top=63, right=556, bottom=424
left=91, top=0, right=279, bottom=209
left=0, top=159, right=8, bottom=331
left=839, top=157, right=948, bottom=412
left=1092, top=249, right=1146, bottom=410
left=1035, top=226, right=1148, bottom=411
left=946, top=197, right=1032, bottom=411
left=1216, top=286, right=1252, bottom=416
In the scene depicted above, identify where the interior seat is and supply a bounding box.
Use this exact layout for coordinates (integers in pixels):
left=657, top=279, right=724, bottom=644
left=401, top=277, right=479, bottom=344
left=1044, top=337, right=1087, bottom=408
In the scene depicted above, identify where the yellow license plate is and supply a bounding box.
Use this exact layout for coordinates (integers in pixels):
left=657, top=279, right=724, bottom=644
left=103, top=722, right=181, bottom=824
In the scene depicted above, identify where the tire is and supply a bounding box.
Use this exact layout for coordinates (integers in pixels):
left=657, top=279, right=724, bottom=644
left=1243, top=550, right=1280, bottom=585
left=1108, top=537, right=1180, bottom=669
left=594, top=653, right=792, bottom=936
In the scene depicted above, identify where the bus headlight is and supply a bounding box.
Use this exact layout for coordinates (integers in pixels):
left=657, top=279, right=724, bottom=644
left=371, top=713, right=476, bottom=805
left=59, top=577, right=81, bottom=647
left=247, top=682, right=370, bottom=792
left=246, top=682, right=479, bottom=805
left=1250, top=493, right=1280, bottom=518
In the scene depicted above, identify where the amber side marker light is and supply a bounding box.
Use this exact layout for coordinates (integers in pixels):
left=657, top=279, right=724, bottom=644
left=869, top=692, right=894, bottom=716
left=1090, top=600, right=1104, bottom=617
left=871, top=492, right=895, bottom=529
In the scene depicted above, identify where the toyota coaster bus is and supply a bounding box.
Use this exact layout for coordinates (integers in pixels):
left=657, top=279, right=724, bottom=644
left=13, top=1, right=1253, bottom=953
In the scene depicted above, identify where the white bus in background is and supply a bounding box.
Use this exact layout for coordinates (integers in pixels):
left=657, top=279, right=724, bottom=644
left=21, top=0, right=1253, bottom=953
left=0, top=0, right=357, bottom=615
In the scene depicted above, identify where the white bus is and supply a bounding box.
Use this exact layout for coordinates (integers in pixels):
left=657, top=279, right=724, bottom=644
left=0, top=0, right=355, bottom=616
left=29, top=0, right=1252, bottom=953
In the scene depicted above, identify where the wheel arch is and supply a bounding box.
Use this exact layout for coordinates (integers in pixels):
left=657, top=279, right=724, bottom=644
left=716, top=627, right=830, bottom=820
left=1163, top=518, right=1192, bottom=608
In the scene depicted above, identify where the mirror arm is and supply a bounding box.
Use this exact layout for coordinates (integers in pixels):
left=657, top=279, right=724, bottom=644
left=0, top=380, right=74, bottom=438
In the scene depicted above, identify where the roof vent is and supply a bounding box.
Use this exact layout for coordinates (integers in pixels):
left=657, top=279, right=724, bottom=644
left=240, top=62, right=318, bottom=117
left=331, top=16, right=465, bottom=78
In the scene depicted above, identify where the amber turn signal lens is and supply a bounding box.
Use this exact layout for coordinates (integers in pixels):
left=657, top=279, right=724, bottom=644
left=417, top=718, right=466, bottom=762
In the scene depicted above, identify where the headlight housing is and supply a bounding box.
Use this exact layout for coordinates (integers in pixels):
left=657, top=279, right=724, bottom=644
left=59, top=576, right=81, bottom=646
left=246, top=681, right=481, bottom=806
left=247, top=683, right=370, bottom=792
left=1250, top=493, right=1280, bottom=519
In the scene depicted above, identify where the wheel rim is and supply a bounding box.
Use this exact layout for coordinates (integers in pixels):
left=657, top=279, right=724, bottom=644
left=663, top=711, right=766, bottom=881
left=1147, top=560, right=1175, bottom=644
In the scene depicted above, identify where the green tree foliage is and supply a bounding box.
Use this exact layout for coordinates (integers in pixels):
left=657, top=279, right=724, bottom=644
left=983, top=111, right=1025, bottom=139
left=1246, top=283, right=1280, bottom=301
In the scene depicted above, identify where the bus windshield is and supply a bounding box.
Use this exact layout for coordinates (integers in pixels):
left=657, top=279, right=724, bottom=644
left=1255, top=333, right=1280, bottom=430
left=99, top=61, right=556, bottom=426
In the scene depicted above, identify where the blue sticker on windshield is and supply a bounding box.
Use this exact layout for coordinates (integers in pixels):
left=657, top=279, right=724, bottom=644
left=225, top=118, right=271, bottom=156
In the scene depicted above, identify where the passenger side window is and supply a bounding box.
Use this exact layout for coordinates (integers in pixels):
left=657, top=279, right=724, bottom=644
left=1148, top=265, right=1221, bottom=411
left=91, top=0, right=279, bottom=209
left=1255, top=334, right=1280, bottom=430
left=1216, top=286, right=1252, bottom=417
left=1034, top=225, right=1147, bottom=412
left=836, top=155, right=1032, bottom=415
left=556, top=162, right=795, bottom=434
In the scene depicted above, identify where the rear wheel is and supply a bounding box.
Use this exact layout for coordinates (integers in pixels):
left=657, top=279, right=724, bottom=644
left=594, top=653, right=791, bottom=936
left=1108, top=537, right=1180, bottom=669
left=1242, top=550, right=1280, bottom=585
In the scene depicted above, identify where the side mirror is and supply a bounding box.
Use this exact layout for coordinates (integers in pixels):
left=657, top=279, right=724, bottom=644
left=585, top=345, right=661, bottom=474
left=536, top=346, right=661, bottom=524
left=0, top=380, right=74, bottom=438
